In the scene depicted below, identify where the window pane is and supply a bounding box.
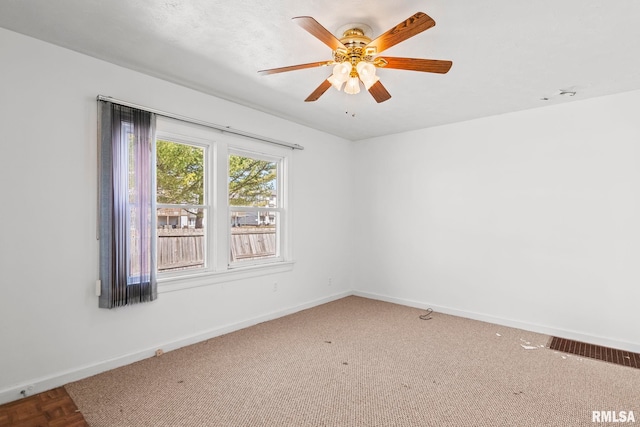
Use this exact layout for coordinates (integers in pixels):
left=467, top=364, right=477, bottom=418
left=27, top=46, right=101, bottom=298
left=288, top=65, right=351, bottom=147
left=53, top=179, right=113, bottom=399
left=228, top=154, right=277, bottom=208
left=229, top=153, right=280, bottom=264
left=157, top=140, right=204, bottom=205
left=156, top=139, right=206, bottom=272
left=157, top=207, right=205, bottom=271
left=230, top=210, right=278, bottom=262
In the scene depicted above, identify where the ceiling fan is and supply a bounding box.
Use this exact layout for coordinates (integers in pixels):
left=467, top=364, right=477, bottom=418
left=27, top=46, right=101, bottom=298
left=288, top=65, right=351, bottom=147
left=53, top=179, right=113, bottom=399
left=258, top=12, right=453, bottom=103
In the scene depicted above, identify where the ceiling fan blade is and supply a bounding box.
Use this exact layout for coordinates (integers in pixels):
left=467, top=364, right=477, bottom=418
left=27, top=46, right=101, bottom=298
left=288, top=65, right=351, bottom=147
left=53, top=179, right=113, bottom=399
left=368, top=80, right=392, bottom=103
left=305, top=78, right=333, bottom=102
left=292, top=16, right=347, bottom=51
left=258, top=61, right=334, bottom=75
left=366, top=12, right=436, bottom=54
left=379, top=57, right=452, bottom=74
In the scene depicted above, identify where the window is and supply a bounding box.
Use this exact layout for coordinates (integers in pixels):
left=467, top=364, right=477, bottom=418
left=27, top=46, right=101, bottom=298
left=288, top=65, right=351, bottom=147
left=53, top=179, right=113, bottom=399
left=156, top=139, right=207, bottom=272
left=99, top=101, right=295, bottom=304
left=229, top=150, right=283, bottom=265
left=154, top=117, right=292, bottom=288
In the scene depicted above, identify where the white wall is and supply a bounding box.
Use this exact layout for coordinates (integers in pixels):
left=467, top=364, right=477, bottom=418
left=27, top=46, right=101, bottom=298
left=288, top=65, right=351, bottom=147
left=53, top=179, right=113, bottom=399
left=2, top=25, right=640, bottom=405
left=354, top=89, right=640, bottom=352
left=0, top=28, right=353, bottom=403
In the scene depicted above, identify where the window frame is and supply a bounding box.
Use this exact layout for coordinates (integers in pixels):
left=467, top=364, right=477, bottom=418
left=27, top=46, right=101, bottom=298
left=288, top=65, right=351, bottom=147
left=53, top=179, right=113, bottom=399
left=227, top=147, right=286, bottom=268
left=154, top=134, right=212, bottom=277
left=153, top=117, right=293, bottom=292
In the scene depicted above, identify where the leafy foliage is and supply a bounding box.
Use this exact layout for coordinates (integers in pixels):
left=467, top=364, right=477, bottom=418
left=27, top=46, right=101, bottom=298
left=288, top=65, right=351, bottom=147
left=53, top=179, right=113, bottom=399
left=156, top=140, right=204, bottom=205
left=156, top=143, right=277, bottom=208
left=228, top=154, right=276, bottom=207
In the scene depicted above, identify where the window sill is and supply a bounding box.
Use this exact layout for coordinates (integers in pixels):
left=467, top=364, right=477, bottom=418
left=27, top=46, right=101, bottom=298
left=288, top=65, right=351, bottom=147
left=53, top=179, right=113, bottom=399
left=157, top=261, right=295, bottom=293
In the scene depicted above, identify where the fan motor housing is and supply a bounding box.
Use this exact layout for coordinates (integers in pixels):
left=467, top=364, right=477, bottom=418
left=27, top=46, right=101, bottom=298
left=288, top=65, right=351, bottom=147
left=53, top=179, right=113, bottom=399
left=335, top=26, right=376, bottom=64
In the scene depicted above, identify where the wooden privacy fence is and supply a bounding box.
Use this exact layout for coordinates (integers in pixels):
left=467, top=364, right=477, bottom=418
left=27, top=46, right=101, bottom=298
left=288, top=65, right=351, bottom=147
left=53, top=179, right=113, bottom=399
left=156, top=227, right=276, bottom=271
left=229, top=227, right=277, bottom=261
left=157, top=228, right=204, bottom=271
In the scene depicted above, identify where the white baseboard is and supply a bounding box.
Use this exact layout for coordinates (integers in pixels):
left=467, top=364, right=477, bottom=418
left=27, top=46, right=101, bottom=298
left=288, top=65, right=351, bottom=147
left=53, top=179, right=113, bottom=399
left=353, top=290, right=640, bottom=354
left=0, top=290, right=351, bottom=405
left=2, top=289, right=636, bottom=405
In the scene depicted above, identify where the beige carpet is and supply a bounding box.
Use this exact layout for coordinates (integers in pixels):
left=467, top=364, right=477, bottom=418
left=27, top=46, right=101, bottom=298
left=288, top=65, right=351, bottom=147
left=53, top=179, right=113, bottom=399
left=66, top=296, right=640, bottom=426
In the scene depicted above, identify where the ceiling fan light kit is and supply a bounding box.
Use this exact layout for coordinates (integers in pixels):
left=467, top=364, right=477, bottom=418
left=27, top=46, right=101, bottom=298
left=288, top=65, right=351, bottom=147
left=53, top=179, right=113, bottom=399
left=258, top=12, right=453, bottom=104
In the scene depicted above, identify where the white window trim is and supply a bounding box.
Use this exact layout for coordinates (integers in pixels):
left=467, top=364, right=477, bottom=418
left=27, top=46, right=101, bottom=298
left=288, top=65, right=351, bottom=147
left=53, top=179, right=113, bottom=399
left=227, top=147, right=288, bottom=268
left=158, top=261, right=295, bottom=293
left=154, top=117, right=294, bottom=293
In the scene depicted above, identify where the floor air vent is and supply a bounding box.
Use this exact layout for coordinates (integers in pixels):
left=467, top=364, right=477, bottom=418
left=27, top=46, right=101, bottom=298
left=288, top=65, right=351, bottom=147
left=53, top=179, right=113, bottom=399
left=548, top=337, right=640, bottom=369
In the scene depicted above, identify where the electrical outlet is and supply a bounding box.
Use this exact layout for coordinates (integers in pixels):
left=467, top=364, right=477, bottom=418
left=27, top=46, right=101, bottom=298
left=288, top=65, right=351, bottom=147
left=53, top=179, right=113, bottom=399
left=328, top=277, right=333, bottom=286
left=273, top=282, right=278, bottom=292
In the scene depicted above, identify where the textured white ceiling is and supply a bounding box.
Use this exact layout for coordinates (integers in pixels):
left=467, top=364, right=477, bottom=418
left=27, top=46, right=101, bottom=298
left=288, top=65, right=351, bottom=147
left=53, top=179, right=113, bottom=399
left=1, top=0, right=640, bottom=140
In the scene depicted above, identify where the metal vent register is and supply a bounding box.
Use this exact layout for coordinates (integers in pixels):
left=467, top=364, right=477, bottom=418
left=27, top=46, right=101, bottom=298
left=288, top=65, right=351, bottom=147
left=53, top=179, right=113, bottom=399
left=548, top=337, right=640, bottom=369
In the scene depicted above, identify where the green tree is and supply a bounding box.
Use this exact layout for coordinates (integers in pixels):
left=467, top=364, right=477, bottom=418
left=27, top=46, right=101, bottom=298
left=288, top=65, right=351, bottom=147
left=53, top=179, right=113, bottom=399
left=156, top=143, right=277, bottom=227
left=228, top=154, right=276, bottom=207
left=156, top=140, right=204, bottom=205
left=156, top=140, right=204, bottom=227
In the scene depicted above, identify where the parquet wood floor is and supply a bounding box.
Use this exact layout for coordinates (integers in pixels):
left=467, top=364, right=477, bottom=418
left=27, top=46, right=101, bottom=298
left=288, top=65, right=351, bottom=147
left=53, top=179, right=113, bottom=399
left=0, top=387, right=87, bottom=427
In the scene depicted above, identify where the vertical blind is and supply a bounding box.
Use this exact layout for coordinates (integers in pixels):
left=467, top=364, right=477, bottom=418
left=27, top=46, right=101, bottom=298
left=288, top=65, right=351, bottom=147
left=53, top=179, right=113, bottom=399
left=98, top=101, right=157, bottom=308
